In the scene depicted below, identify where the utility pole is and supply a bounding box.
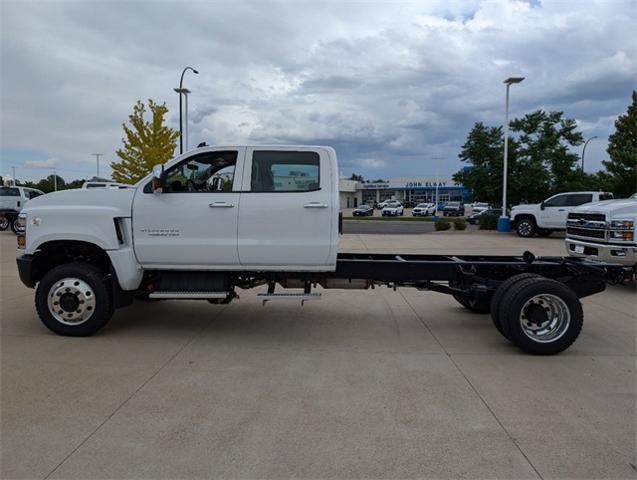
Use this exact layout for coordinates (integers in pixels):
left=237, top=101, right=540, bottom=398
left=91, top=153, right=103, bottom=178
left=53, top=169, right=57, bottom=191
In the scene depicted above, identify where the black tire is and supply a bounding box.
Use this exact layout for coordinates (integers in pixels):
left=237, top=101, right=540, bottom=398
left=537, top=228, right=552, bottom=237
left=10, top=217, right=20, bottom=234
left=452, top=293, right=491, bottom=313
left=498, top=277, right=583, bottom=355
left=515, top=218, right=537, bottom=237
left=490, top=273, right=542, bottom=338
left=0, top=217, right=8, bottom=231
left=35, top=262, right=113, bottom=336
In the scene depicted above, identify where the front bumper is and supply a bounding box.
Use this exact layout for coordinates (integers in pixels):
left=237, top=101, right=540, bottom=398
left=16, top=254, right=36, bottom=288
left=565, top=238, right=637, bottom=266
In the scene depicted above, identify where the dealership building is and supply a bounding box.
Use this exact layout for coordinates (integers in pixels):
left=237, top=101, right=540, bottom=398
left=339, top=176, right=468, bottom=208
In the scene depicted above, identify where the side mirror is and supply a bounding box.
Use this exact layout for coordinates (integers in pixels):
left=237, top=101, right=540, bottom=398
left=152, top=165, right=164, bottom=193
left=540, top=201, right=545, bottom=210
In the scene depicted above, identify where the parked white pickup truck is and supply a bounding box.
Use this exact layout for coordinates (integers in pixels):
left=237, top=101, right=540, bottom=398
left=510, top=191, right=613, bottom=237
left=565, top=193, right=637, bottom=272
left=0, top=186, right=44, bottom=233
left=14, top=145, right=631, bottom=355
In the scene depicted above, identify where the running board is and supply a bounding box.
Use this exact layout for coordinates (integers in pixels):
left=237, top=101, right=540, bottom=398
left=257, top=292, right=322, bottom=306
left=149, top=291, right=230, bottom=299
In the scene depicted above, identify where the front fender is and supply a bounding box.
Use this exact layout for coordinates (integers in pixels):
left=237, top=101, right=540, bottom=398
left=24, top=206, right=124, bottom=254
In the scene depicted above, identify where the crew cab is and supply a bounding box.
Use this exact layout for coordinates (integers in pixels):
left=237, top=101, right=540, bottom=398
left=511, top=191, right=613, bottom=237
left=0, top=186, right=44, bottom=233
left=566, top=193, right=637, bottom=272
left=14, top=145, right=631, bottom=355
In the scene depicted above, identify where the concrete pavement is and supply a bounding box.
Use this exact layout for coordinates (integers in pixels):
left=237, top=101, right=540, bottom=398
left=1, top=231, right=635, bottom=479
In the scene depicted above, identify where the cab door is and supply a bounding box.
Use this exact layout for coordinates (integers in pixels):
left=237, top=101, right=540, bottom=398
left=237, top=148, right=334, bottom=268
left=132, top=148, right=245, bottom=268
left=540, top=193, right=593, bottom=229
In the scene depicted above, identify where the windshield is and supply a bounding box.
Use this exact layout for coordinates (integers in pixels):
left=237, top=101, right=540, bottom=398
left=630, top=193, right=637, bottom=199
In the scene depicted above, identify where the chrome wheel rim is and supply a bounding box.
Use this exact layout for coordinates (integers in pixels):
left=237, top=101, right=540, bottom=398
left=520, top=294, right=570, bottom=343
left=47, top=277, right=96, bottom=325
left=518, top=221, right=532, bottom=236
left=0, top=218, right=8, bottom=229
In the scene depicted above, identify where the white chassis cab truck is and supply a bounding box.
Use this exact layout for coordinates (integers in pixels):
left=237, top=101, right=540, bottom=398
left=565, top=193, right=637, bottom=274
left=15, top=145, right=630, bottom=355
left=510, top=191, right=613, bottom=238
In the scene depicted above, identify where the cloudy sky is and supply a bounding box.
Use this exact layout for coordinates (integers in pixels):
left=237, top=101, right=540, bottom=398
left=1, top=0, right=635, bottom=182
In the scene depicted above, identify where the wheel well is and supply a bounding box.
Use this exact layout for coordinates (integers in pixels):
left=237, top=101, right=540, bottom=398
left=31, top=241, right=111, bottom=285
left=513, top=214, right=536, bottom=226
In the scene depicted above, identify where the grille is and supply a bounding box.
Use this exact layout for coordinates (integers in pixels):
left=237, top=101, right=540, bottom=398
left=568, top=212, right=605, bottom=222
left=567, top=227, right=605, bottom=239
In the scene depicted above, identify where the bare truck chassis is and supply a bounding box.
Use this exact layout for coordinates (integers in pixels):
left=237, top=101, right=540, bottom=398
left=121, top=251, right=633, bottom=356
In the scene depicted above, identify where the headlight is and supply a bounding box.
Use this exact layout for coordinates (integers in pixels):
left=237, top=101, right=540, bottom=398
left=610, top=219, right=634, bottom=230
left=610, top=230, right=634, bottom=241
left=15, top=213, right=27, bottom=233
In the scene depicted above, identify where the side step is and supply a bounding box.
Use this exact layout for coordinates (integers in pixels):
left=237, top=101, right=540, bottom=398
left=149, top=291, right=230, bottom=299
left=257, top=292, right=322, bottom=305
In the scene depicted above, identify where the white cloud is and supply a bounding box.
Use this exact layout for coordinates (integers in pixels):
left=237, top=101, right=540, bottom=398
left=356, top=158, right=387, bottom=170
left=24, top=157, right=61, bottom=169
left=1, top=0, right=635, bottom=180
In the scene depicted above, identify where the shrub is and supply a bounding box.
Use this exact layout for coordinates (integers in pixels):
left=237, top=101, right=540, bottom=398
left=434, top=218, right=451, bottom=231
left=453, top=218, right=467, bottom=231
left=479, top=214, right=499, bottom=230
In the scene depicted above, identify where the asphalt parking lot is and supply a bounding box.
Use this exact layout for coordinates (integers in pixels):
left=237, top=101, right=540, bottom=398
left=1, top=231, right=635, bottom=479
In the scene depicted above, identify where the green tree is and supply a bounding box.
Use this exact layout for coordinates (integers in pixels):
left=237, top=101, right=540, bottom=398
left=111, top=99, right=180, bottom=184
left=349, top=173, right=364, bottom=181
left=455, top=111, right=600, bottom=206
left=509, top=110, right=583, bottom=200
left=597, top=91, right=637, bottom=197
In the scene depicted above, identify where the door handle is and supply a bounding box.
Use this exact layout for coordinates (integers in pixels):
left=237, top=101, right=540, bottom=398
left=304, top=202, right=328, bottom=208
left=558, top=209, right=565, bottom=211
left=209, top=202, right=234, bottom=208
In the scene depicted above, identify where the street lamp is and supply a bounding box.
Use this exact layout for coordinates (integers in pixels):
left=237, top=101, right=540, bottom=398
left=581, top=136, right=597, bottom=172
left=174, top=66, right=199, bottom=154
left=497, top=76, right=525, bottom=233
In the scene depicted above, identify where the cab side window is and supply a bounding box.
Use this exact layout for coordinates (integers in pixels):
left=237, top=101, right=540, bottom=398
left=162, top=151, right=238, bottom=193
left=565, top=193, right=593, bottom=206
left=544, top=195, right=568, bottom=207
left=250, top=151, right=320, bottom=192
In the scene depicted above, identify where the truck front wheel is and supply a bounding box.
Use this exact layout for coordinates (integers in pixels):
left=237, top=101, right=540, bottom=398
left=35, top=262, right=113, bottom=336
left=515, top=218, right=536, bottom=237
left=497, top=277, right=583, bottom=355
left=0, top=217, right=8, bottom=231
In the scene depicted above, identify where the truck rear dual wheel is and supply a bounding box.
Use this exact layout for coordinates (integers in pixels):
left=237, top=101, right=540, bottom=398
left=496, top=277, right=583, bottom=355
left=35, top=262, right=114, bottom=336
left=490, top=273, right=542, bottom=338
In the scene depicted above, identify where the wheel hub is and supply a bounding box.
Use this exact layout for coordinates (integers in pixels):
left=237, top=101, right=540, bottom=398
left=59, top=293, right=80, bottom=312
left=519, top=293, right=570, bottom=343
left=47, top=277, right=96, bottom=325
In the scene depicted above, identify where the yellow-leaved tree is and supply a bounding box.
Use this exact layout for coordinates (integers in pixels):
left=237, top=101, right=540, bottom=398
left=111, top=99, right=180, bottom=184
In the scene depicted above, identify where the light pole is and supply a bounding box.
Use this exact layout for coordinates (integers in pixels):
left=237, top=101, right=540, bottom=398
left=174, top=66, right=199, bottom=154
left=91, top=153, right=103, bottom=178
left=581, top=136, right=597, bottom=172
left=497, top=76, right=525, bottom=233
